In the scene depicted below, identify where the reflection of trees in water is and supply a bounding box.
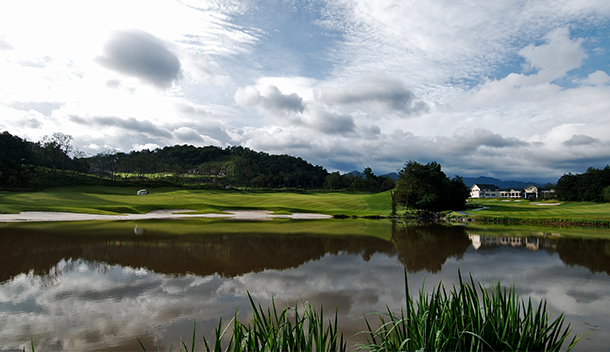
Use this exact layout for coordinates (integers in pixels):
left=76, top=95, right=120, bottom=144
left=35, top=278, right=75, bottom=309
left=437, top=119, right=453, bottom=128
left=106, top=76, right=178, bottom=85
left=4, top=224, right=609, bottom=282
left=465, top=230, right=610, bottom=277
left=555, top=237, right=610, bottom=276
left=390, top=222, right=471, bottom=273
left=0, top=227, right=397, bottom=282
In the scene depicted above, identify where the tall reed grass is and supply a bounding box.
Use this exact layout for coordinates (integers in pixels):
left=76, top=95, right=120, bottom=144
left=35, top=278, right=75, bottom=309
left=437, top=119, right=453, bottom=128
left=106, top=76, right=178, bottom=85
left=138, top=293, right=346, bottom=352
left=135, top=271, right=583, bottom=352
left=357, top=271, right=583, bottom=352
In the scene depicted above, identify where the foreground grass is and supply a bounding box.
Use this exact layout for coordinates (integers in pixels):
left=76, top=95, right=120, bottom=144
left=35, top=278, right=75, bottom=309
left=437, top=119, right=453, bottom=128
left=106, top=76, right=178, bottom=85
left=0, top=186, right=392, bottom=217
left=135, top=272, right=581, bottom=352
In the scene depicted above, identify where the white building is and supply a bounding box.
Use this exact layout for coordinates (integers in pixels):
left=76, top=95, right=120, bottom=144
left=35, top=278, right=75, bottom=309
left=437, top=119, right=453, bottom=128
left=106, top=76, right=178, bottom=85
left=470, top=184, right=553, bottom=199
left=470, top=184, right=500, bottom=198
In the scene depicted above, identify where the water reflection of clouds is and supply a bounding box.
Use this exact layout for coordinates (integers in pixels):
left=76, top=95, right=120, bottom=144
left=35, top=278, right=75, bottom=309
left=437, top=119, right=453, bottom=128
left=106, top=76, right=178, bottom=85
left=439, top=247, right=610, bottom=348
left=1, top=247, right=609, bottom=351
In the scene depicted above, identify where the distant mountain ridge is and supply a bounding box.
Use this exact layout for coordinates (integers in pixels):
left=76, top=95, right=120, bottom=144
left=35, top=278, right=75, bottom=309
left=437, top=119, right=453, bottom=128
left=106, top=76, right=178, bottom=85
left=346, top=170, right=399, bottom=180
left=460, top=176, right=543, bottom=189
left=346, top=171, right=544, bottom=189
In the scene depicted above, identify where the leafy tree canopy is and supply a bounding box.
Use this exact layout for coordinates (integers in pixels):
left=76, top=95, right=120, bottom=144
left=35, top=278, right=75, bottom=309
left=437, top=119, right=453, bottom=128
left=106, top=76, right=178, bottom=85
left=393, top=161, right=469, bottom=212
left=556, top=166, right=610, bottom=202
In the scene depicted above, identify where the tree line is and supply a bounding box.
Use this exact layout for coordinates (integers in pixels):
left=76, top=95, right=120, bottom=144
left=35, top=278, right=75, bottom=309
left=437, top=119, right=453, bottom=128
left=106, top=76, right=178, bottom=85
left=0, top=131, right=394, bottom=192
left=9, top=129, right=609, bottom=211
left=555, top=166, right=610, bottom=203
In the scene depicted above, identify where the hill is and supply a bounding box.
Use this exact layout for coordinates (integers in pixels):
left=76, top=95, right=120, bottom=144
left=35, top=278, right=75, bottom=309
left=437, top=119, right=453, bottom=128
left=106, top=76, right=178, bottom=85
left=461, top=176, right=544, bottom=189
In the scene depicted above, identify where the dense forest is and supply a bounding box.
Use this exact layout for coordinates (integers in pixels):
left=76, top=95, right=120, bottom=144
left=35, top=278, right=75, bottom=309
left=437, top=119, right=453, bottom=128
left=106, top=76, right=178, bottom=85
left=555, top=166, right=610, bottom=202
left=0, top=131, right=394, bottom=192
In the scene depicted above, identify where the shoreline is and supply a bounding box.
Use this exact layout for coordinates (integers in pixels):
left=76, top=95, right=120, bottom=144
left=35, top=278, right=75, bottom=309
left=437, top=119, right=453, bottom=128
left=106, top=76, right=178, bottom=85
left=0, top=209, right=333, bottom=223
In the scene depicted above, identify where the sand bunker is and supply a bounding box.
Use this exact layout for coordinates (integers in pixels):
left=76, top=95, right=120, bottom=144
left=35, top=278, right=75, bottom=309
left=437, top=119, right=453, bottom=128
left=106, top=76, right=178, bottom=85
left=0, top=209, right=332, bottom=223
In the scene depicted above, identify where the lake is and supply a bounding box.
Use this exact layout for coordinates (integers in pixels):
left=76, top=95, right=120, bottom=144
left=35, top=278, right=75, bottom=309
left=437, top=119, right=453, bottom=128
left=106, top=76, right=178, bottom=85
left=1, top=219, right=609, bottom=351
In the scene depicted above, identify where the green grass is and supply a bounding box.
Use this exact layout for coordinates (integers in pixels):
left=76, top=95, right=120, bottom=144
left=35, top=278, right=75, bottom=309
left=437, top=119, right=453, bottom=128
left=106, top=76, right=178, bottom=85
left=0, top=186, right=393, bottom=217
left=358, top=271, right=582, bottom=352
left=137, top=293, right=346, bottom=352
left=466, top=199, right=610, bottom=225
left=4, top=186, right=610, bottom=223
left=467, top=198, right=610, bottom=220
left=135, top=272, right=583, bottom=352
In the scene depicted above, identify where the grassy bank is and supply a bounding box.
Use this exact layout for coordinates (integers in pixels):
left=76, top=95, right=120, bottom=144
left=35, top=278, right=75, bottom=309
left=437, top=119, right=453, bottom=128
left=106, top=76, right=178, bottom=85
left=466, top=199, right=610, bottom=227
left=0, top=186, right=392, bottom=217
left=3, top=186, right=610, bottom=224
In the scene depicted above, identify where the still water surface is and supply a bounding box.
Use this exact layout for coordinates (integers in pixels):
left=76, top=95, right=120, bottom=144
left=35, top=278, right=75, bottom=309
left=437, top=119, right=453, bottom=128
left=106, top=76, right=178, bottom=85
left=1, top=219, right=609, bottom=351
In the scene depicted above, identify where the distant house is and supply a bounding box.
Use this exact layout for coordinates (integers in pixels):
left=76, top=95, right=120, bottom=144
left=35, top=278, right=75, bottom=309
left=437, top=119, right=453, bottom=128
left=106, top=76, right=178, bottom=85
left=523, top=185, right=539, bottom=199
left=470, top=184, right=553, bottom=199
left=540, top=188, right=555, bottom=199
left=498, top=188, right=523, bottom=198
left=470, top=184, right=500, bottom=198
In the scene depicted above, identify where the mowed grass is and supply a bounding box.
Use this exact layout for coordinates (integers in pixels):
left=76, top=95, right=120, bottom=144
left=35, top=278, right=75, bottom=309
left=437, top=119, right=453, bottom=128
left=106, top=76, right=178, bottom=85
left=468, top=199, right=610, bottom=221
left=0, top=186, right=393, bottom=217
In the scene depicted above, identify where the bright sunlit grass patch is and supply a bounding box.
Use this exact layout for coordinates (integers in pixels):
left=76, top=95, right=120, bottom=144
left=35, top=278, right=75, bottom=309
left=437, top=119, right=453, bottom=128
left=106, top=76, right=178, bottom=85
left=0, top=187, right=394, bottom=217
left=467, top=199, right=610, bottom=222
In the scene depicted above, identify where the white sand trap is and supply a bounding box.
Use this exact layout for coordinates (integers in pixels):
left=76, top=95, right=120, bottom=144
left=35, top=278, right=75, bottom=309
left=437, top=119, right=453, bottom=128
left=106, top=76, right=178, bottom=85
left=535, top=203, right=561, bottom=206
left=470, top=207, right=490, bottom=211
left=0, top=209, right=332, bottom=223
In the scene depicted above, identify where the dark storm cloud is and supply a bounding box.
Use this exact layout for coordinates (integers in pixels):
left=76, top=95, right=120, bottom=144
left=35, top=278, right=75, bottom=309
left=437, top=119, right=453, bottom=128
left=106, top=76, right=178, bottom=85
left=321, top=75, right=430, bottom=115
left=7, top=101, right=64, bottom=116
left=97, top=30, right=181, bottom=88
left=562, top=134, right=600, bottom=146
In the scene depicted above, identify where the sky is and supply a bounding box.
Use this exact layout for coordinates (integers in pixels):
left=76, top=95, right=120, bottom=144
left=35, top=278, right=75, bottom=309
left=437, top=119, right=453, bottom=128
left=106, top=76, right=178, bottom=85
left=1, top=0, right=610, bottom=183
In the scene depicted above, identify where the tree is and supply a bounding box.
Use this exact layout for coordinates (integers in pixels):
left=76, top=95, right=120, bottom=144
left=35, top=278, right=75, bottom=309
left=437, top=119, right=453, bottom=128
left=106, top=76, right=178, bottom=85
left=603, top=185, right=610, bottom=203
left=0, top=131, right=32, bottom=187
left=556, top=166, right=610, bottom=202
left=394, top=161, right=468, bottom=212
left=41, top=132, right=74, bottom=174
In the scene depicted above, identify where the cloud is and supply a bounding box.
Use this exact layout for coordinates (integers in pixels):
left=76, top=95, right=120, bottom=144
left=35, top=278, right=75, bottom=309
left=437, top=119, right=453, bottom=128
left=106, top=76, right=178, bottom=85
left=69, top=115, right=172, bottom=139
left=0, top=36, right=13, bottom=50
left=518, top=28, right=586, bottom=82
left=429, top=128, right=530, bottom=157
left=242, top=128, right=313, bottom=151
left=6, top=101, right=63, bottom=116
left=321, top=75, right=429, bottom=116
left=173, top=127, right=204, bottom=144
left=462, top=28, right=589, bottom=108
left=309, top=108, right=356, bottom=135
left=563, top=134, right=600, bottom=146
left=105, top=79, right=122, bottom=89
left=97, top=30, right=182, bottom=88
left=235, top=85, right=305, bottom=114
left=578, top=70, right=610, bottom=86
